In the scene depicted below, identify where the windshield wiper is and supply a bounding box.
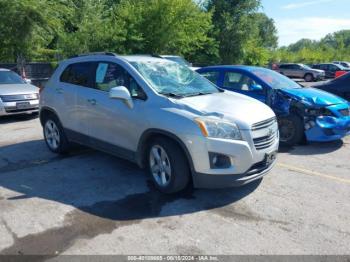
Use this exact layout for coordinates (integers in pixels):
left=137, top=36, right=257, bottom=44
left=183, top=92, right=214, bottom=97
left=159, top=92, right=184, bottom=98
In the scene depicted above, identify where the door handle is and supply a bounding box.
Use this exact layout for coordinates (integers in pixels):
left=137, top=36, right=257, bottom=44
left=55, top=88, right=64, bottom=94
left=87, top=99, right=97, bottom=105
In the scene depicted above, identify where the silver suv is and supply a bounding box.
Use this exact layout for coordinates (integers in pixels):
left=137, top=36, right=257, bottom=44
left=40, top=53, right=279, bottom=193
left=278, top=63, right=325, bottom=82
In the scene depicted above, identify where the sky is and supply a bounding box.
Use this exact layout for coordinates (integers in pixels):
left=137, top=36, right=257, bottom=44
left=261, top=0, right=350, bottom=46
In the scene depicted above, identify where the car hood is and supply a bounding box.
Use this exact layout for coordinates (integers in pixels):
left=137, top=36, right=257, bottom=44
left=0, top=84, right=39, bottom=95
left=280, top=87, right=347, bottom=107
left=175, top=91, right=275, bottom=130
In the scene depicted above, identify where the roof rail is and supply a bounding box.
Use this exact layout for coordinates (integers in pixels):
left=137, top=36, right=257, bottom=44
left=69, top=52, right=117, bottom=58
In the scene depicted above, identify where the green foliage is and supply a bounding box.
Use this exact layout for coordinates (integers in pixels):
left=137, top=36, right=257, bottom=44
left=272, top=30, right=350, bottom=64
left=3, top=0, right=347, bottom=67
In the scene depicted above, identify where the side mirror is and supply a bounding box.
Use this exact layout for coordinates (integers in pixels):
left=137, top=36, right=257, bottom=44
left=24, top=78, right=32, bottom=84
left=250, top=84, right=263, bottom=92
left=109, top=86, right=134, bottom=109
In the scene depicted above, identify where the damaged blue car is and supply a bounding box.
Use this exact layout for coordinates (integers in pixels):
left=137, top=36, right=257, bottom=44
left=198, top=66, right=350, bottom=146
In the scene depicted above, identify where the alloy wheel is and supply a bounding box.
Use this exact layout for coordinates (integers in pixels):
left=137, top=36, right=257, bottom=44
left=149, top=145, right=172, bottom=187
left=44, top=120, right=60, bottom=150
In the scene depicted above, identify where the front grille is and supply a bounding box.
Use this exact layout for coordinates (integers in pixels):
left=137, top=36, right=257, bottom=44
left=339, top=108, right=350, bottom=117
left=253, top=132, right=278, bottom=150
left=5, top=107, right=38, bottom=113
left=252, top=117, right=277, bottom=131
left=0, top=93, right=38, bottom=102
left=252, top=117, right=278, bottom=150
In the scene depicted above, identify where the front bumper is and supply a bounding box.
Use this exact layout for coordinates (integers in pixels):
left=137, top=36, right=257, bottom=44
left=180, top=129, right=279, bottom=188
left=0, top=99, right=39, bottom=116
left=194, top=157, right=277, bottom=188
left=305, top=115, right=350, bottom=142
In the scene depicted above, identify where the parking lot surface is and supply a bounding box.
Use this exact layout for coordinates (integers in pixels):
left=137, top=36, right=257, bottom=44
left=0, top=102, right=350, bottom=255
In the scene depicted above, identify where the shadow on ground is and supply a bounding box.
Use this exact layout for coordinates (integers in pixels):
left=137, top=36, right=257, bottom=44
left=279, top=139, right=344, bottom=155
left=0, top=140, right=261, bottom=222
left=0, top=114, right=38, bottom=124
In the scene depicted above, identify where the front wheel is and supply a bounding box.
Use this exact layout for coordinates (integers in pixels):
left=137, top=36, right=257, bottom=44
left=147, top=137, right=190, bottom=194
left=278, top=114, right=304, bottom=146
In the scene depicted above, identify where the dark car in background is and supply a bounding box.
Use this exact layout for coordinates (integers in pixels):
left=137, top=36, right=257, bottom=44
left=277, top=63, right=325, bottom=82
left=314, top=72, right=350, bottom=101
left=312, top=63, right=350, bottom=78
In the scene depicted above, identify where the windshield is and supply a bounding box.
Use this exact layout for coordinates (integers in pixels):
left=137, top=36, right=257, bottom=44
left=163, top=56, right=191, bottom=67
left=251, top=68, right=302, bottom=89
left=131, top=60, right=219, bottom=97
left=0, top=71, right=25, bottom=84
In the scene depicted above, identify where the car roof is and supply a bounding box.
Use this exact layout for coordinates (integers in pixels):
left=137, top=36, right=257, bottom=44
left=64, top=53, right=167, bottom=64
left=198, top=65, right=260, bottom=72
left=121, top=55, right=166, bottom=63
left=0, top=68, right=11, bottom=72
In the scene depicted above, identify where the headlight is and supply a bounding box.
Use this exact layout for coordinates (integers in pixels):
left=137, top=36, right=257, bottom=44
left=194, top=118, right=242, bottom=140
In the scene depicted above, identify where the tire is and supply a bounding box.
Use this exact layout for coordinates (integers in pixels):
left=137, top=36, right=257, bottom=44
left=43, top=114, right=71, bottom=154
left=278, top=114, right=304, bottom=146
left=147, top=137, right=190, bottom=194
left=304, top=73, right=314, bottom=82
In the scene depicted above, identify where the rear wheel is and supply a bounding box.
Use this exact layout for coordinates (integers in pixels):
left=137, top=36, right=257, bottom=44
left=304, top=73, right=314, bottom=82
left=278, top=114, right=304, bottom=146
left=147, top=137, right=190, bottom=194
left=43, top=114, right=71, bottom=154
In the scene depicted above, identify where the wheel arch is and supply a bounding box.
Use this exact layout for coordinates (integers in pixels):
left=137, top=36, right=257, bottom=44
left=39, top=107, right=61, bottom=127
left=136, top=129, right=195, bottom=174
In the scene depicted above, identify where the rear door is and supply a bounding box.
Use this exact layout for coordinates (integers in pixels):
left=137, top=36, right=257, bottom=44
left=57, top=62, right=96, bottom=134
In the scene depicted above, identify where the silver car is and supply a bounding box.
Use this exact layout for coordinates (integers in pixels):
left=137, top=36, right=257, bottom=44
left=278, top=63, right=325, bottom=82
left=40, top=53, right=279, bottom=193
left=0, top=69, right=39, bottom=116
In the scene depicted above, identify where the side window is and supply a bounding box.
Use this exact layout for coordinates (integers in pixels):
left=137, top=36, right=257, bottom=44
left=60, top=62, right=95, bottom=88
left=200, top=71, right=220, bottom=84
left=329, top=65, right=338, bottom=72
left=95, top=62, right=146, bottom=99
left=223, top=72, right=260, bottom=92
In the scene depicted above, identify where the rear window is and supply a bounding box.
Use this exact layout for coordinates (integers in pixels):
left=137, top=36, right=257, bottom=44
left=60, top=62, right=96, bottom=88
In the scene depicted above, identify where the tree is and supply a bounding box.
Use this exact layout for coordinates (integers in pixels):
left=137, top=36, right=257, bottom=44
left=251, top=13, right=278, bottom=50
left=0, top=0, right=46, bottom=62
left=207, top=0, right=261, bottom=64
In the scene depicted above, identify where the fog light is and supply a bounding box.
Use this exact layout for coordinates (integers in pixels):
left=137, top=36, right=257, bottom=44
left=209, top=153, right=231, bottom=169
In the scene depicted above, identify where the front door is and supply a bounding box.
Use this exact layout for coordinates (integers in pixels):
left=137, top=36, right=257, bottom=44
left=221, top=71, right=267, bottom=103
left=85, top=62, right=148, bottom=158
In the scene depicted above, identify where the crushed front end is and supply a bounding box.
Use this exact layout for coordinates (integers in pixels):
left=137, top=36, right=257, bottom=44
left=304, top=104, right=350, bottom=142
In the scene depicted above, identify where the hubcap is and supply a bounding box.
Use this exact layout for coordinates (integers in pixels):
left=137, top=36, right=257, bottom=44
left=279, top=119, right=295, bottom=142
left=44, top=120, right=60, bottom=150
left=149, top=145, right=171, bottom=187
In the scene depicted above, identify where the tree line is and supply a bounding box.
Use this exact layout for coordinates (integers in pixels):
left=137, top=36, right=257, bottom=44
left=0, top=0, right=349, bottom=66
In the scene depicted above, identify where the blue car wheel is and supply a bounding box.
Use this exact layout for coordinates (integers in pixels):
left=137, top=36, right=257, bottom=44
left=278, top=114, right=304, bottom=146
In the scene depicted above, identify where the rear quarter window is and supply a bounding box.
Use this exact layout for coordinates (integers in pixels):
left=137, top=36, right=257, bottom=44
left=200, top=71, right=220, bottom=84
left=60, top=62, right=96, bottom=88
